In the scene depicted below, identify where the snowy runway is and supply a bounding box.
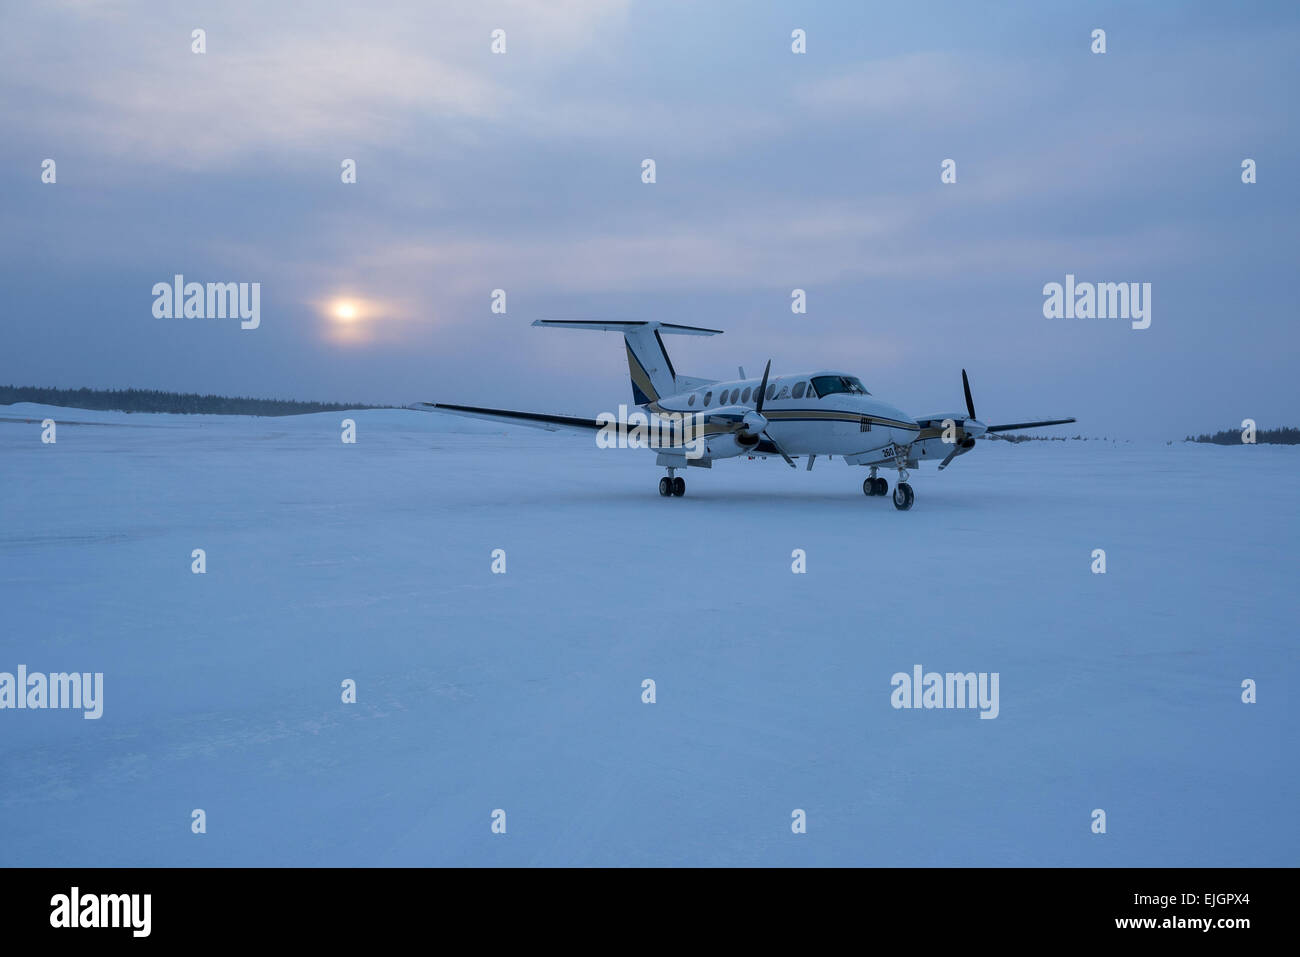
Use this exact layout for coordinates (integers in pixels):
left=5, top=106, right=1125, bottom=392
left=1, top=405, right=1295, bottom=865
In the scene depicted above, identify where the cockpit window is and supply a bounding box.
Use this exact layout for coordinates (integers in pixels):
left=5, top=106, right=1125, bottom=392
left=810, top=375, right=870, bottom=397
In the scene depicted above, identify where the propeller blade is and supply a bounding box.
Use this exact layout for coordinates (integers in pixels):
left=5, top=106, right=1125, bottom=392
left=747, top=360, right=792, bottom=466
left=962, top=368, right=976, bottom=421
left=755, top=359, right=772, bottom=414
left=763, top=430, right=796, bottom=468
left=938, top=446, right=962, bottom=470
left=984, top=418, right=1076, bottom=433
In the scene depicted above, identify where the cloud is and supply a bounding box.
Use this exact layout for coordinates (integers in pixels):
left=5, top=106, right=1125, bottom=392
left=0, top=0, right=630, bottom=168
left=794, top=51, right=1039, bottom=125
left=335, top=202, right=1216, bottom=314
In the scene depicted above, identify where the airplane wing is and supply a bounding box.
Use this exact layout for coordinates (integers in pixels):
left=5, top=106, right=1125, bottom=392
left=408, top=402, right=604, bottom=433
left=984, top=418, right=1077, bottom=433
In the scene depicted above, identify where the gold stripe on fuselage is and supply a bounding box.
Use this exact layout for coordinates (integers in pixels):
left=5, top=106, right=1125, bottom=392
left=644, top=403, right=918, bottom=433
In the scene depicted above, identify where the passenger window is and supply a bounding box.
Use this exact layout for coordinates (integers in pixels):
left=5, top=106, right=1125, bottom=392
left=703, top=391, right=712, bottom=406
left=742, top=387, right=751, bottom=403
left=777, top=385, right=790, bottom=399
left=688, top=394, right=695, bottom=406
left=766, top=385, right=776, bottom=401
left=793, top=382, right=806, bottom=399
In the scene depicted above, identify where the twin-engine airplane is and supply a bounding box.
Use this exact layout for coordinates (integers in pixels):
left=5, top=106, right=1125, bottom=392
left=414, top=321, right=1075, bottom=510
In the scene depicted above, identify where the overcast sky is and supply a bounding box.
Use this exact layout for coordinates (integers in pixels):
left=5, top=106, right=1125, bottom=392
left=2, top=0, right=1296, bottom=438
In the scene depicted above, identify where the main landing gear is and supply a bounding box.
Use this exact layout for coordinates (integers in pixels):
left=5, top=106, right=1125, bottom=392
left=864, top=465, right=914, bottom=509
left=862, top=467, right=888, bottom=497
left=658, top=469, right=686, bottom=497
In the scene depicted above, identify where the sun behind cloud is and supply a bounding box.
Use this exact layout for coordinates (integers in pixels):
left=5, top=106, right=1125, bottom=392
left=314, top=294, right=417, bottom=345
left=315, top=296, right=373, bottom=344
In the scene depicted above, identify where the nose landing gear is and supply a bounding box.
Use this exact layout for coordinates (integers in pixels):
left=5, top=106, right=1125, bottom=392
left=891, top=464, right=914, bottom=510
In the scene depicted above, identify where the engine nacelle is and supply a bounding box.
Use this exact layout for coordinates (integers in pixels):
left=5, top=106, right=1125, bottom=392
left=914, top=435, right=975, bottom=462
left=702, top=431, right=760, bottom=460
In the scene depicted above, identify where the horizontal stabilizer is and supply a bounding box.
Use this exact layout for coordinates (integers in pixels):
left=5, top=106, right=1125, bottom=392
left=532, top=320, right=723, bottom=336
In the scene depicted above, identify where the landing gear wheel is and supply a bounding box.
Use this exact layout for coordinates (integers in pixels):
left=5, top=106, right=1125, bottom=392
left=659, top=477, right=672, bottom=497
left=893, top=482, right=914, bottom=511
left=672, top=476, right=686, bottom=497
left=863, top=477, right=889, bottom=496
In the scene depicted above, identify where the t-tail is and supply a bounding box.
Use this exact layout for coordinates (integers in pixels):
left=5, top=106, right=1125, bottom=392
left=531, top=320, right=722, bottom=405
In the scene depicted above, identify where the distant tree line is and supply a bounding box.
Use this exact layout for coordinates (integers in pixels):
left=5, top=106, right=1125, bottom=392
left=0, top=385, right=385, bottom=417
left=985, top=433, right=1077, bottom=443
left=1185, top=426, right=1300, bottom=445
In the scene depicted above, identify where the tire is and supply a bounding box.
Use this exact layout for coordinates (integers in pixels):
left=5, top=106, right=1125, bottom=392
left=863, top=478, right=874, bottom=496
left=893, top=482, right=914, bottom=511
left=672, top=476, right=686, bottom=497
left=874, top=477, right=888, bottom=496
left=659, top=477, right=672, bottom=497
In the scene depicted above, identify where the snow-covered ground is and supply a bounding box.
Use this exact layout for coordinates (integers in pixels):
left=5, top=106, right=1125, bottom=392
left=1, top=403, right=1295, bottom=866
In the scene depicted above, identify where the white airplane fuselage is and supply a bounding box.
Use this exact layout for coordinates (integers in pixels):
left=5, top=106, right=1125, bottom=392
left=644, top=371, right=922, bottom=464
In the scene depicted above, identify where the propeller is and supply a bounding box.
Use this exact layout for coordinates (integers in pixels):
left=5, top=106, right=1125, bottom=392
left=938, top=369, right=983, bottom=471
left=736, top=359, right=795, bottom=467
left=938, top=444, right=965, bottom=470
left=934, top=368, right=1076, bottom=466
